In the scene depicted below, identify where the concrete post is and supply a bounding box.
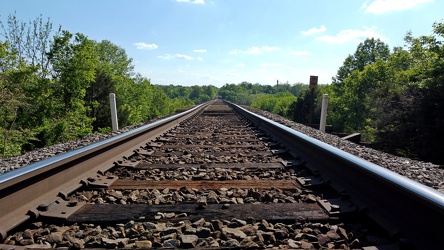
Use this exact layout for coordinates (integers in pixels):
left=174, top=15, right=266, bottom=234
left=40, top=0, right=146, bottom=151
left=319, top=94, right=328, bottom=132
left=109, top=93, right=118, bottom=132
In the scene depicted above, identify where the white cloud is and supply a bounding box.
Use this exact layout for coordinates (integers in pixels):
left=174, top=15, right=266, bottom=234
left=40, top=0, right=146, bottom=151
left=362, top=0, right=433, bottom=14
left=176, top=0, right=205, bottom=4
left=229, top=49, right=241, bottom=55
left=193, top=49, right=207, bottom=53
left=157, top=54, right=174, bottom=60
left=247, top=47, right=264, bottom=55
left=175, top=54, right=194, bottom=60
left=229, top=46, right=279, bottom=55
left=316, top=26, right=387, bottom=44
left=301, top=25, right=327, bottom=35
left=197, top=57, right=203, bottom=61
left=291, top=50, right=311, bottom=56
left=236, top=63, right=245, bottom=67
left=134, top=42, right=158, bottom=50
left=158, top=54, right=194, bottom=60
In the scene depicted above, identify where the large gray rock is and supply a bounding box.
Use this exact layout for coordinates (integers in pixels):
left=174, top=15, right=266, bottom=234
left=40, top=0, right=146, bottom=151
left=163, top=239, right=180, bottom=248
left=180, top=234, right=198, bottom=248
left=222, top=227, right=247, bottom=240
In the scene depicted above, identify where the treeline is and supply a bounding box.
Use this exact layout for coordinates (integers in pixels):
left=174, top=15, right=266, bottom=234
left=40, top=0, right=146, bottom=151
left=221, top=22, right=444, bottom=164
left=303, top=22, right=444, bottom=164
left=2, top=13, right=443, bottom=164
left=0, top=14, right=216, bottom=157
left=219, top=82, right=306, bottom=117
left=155, top=84, right=218, bottom=104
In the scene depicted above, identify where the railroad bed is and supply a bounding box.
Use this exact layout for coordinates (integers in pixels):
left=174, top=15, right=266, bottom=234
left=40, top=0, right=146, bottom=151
left=0, top=99, right=443, bottom=249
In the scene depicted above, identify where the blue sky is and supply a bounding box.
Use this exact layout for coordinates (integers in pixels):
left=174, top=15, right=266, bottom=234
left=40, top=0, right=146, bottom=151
left=1, top=0, right=443, bottom=87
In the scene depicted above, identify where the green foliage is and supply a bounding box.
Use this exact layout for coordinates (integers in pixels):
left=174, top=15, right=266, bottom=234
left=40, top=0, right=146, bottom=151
left=219, top=82, right=263, bottom=105
left=48, top=31, right=98, bottom=111
left=2, top=12, right=443, bottom=164
left=318, top=38, right=390, bottom=134
left=85, top=40, right=134, bottom=130
left=155, top=84, right=217, bottom=106
left=332, top=38, right=390, bottom=89
left=115, top=75, right=196, bottom=127
left=251, top=92, right=297, bottom=117
left=325, top=24, right=444, bottom=164
left=287, top=89, right=317, bottom=124
left=0, top=41, right=33, bottom=155
left=0, top=13, right=195, bottom=157
left=219, top=81, right=306, bottom=106
left=283, top=28, right=444, bottom=163
left=37, top=119, right=68, bottom=147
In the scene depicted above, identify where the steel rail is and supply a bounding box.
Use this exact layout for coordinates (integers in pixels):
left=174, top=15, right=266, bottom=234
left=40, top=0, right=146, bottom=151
left=0, top=101, right=212, bottom=241
left=228, top=102, right=444, bottom=249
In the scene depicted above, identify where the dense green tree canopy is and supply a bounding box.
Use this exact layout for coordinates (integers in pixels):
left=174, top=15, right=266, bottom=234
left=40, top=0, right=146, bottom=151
left=218, top=81, right=306, bottom=106
left=0, top=14, right=201, bottom=156
left=293, top=24, right=444, bottom=164
left=332, top=38, right=390, bottom=90
left=1, top=13, right=443, bottom=164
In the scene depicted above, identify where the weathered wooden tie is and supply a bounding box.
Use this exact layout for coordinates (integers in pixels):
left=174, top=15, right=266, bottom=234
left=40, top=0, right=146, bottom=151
left=67, top=203, right=328, bottom=224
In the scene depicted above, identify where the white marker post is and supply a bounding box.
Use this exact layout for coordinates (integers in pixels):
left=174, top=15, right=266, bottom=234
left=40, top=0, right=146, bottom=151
left=109, top=93, right=119, bottom=132
left=319, top=94, right=328, bottom=132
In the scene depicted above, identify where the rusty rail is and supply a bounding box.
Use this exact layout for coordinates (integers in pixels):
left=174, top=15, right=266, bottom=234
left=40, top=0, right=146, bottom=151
left=1, top=99, right=444, bottom=248
left=228, top=101, right=444, bottom=249
left=0, top=101, right=212, bottom=241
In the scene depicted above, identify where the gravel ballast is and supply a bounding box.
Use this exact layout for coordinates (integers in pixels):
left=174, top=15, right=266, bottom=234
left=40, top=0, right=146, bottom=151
left=1, top=106, right=443, bottom=193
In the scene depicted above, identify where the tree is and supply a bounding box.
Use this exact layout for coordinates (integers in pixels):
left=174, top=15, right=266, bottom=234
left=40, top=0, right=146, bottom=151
left=287, top=89, right=317, bottom=124
left=0, top=41, right=31, bottom=155
left=218, top=82, right=284, bottom=105
left=326, top=23, right=444, bottom=164
left=0, top=12, right=60, bottom=78
left=396, top=22, right=444, bottom=163
left=48, top=31, right=97, bottom=111
left=332, top=38, right=390, bottom=91
left=0, top=13, right=198, bottom=155
left=26, top=30, right=98, bottom=145
left=85, top=40, right=134, bottom=130
left=329, top=38, right=391, bottom=133
left=251, top=92, right=297, bottom=117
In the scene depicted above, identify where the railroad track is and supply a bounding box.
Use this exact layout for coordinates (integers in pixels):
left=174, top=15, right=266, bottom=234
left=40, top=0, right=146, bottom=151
left=0, top=99, right=443, bottom=249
